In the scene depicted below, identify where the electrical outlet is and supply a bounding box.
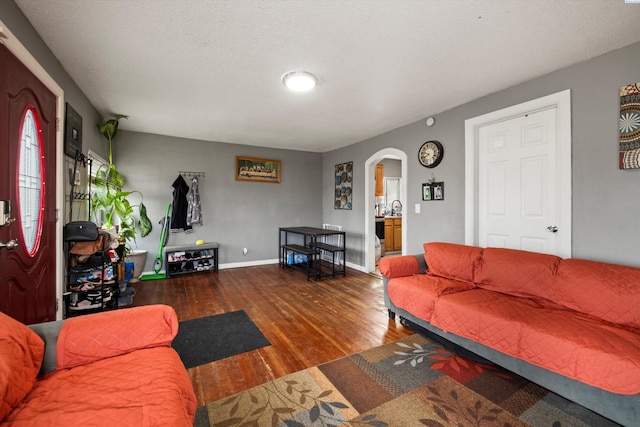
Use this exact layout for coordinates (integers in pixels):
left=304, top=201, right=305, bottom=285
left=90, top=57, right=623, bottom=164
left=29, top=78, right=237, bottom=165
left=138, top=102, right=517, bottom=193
left=243, top=248, right=248, bottom=256
left=415, top=203, right=421, bottom=214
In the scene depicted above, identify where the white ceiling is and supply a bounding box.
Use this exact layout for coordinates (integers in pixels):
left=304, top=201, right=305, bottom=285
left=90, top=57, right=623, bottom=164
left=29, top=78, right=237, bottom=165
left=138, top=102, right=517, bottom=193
left=14, top=0, right=640, bottom=153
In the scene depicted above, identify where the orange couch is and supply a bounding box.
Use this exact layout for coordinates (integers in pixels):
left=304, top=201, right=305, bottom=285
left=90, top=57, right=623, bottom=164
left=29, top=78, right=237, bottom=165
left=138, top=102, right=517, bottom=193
left=379, top=242, right=640, bottom=426
left=0, top=305, right=197, bottom=426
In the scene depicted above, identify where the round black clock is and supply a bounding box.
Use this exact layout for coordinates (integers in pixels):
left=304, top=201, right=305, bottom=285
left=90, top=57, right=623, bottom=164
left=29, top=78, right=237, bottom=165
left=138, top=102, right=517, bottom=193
left=418, top=140, right=444, bottom=168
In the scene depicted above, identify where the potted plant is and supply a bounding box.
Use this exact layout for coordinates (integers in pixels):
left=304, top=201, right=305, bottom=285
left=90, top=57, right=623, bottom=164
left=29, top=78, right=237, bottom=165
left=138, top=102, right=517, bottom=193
left=91, top=115, right=152, bottom=260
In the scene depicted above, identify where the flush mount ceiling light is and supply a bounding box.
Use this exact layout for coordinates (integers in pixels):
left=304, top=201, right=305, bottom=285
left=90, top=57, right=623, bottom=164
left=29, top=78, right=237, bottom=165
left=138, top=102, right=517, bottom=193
left=282, top=71, right=317, bottom=92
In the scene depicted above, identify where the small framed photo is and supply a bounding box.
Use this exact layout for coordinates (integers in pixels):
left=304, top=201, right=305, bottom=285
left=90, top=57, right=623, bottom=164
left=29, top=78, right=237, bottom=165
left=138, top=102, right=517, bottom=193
left=64, top=103, right=83, bottom=158
left=422, top=183, right=432, bottom=201
left=432, top=182, right=444, bottom=200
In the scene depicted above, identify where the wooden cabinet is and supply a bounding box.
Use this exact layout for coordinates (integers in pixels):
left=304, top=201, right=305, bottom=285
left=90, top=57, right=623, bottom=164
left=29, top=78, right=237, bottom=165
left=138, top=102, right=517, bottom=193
left=393, top=219, right=402, bottom=251
left=384, top=219, right=393, bottom=252
left=384, top=217, right=402, bottom=252
left=375, top=164, right=384, bottom=196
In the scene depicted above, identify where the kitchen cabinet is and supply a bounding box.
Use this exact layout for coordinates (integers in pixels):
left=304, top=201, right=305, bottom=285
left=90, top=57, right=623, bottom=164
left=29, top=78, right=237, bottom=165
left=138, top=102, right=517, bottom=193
left=375, top=164, right=384, bottom=196
left=384, top=217, right=402, bottom=252
left=393, top=219, right=402, bottom=251
left=384, top=220, right=393, bottom=252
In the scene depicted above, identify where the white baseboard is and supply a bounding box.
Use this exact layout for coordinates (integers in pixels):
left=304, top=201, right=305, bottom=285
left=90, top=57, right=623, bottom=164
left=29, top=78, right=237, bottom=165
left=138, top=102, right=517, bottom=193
left=140, top=259, right=370, bottom=275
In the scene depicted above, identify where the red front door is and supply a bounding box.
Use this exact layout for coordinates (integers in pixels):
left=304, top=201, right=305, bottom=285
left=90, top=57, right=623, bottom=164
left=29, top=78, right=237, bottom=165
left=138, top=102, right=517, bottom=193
left=0, top=44, right=57, bottom=324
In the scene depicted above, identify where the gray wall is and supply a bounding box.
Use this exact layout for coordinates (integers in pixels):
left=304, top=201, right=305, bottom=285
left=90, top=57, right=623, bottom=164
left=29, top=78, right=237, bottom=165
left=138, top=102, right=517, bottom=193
left=114, top=131, right=322, bottom=271
left=380, top=159, right=401, bottom=178
left=322, top=41, right=640, bottom=268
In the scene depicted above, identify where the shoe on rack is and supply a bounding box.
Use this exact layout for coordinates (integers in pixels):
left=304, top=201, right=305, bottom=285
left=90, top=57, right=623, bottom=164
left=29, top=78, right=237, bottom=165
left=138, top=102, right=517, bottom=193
left=68, top=299, right=101, bottom=311
left=70, top=283, right=95, bottom=292
left=86, top=289, right=112, bottom=304
left=79, top=276, right=115, bottom=285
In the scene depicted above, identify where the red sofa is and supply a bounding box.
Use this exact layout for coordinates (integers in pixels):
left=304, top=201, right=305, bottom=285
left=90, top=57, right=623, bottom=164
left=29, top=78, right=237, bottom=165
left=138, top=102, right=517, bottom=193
left=0, top=305, right=197, bottom=426
left=379, top=242, right=640, bottom=426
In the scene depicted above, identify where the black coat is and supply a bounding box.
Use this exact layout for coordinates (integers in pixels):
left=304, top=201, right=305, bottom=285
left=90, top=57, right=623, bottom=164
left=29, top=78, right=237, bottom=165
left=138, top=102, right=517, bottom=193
left=171, top=175, right=192, bottom=233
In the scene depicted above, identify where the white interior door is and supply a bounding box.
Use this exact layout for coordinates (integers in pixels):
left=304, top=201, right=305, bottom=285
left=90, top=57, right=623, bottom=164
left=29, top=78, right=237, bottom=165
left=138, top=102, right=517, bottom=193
left=465, top=90, right=572, bottom=258
left=478, top=108, right=558, bottom=254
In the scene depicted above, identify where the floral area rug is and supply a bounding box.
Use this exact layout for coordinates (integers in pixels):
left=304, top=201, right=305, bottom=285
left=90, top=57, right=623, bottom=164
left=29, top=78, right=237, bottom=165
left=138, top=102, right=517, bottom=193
left=195, top=334, right=619, bottom=426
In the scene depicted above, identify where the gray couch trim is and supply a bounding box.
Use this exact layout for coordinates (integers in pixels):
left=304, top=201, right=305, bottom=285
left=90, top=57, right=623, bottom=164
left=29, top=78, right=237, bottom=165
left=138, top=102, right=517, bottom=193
left=383, top=254, right=639, bottom=426
left=28, top=320, right=64, bottom=375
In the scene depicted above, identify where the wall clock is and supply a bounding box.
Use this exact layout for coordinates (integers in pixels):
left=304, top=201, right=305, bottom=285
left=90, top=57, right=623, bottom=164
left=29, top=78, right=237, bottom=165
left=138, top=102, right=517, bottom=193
left=418, top=140, right=443, bottom=168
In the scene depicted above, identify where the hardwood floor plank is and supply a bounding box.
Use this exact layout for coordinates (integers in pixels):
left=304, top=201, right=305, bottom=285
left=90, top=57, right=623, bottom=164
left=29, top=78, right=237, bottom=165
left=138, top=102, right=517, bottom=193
left=131, top=264, right=413, bottom=406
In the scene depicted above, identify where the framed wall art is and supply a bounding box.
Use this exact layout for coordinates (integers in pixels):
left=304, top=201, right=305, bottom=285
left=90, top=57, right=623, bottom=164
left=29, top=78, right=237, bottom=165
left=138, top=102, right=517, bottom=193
left=334, top=161, right=353, bottom=209
left=236, top=156, right=281, bottom=183
left=422, top=183, right=432, bottom=201
left=64, top=103, right=83, bottom=158
left=423, top=182, right=444, bottom=201
left=432, top=182, right=444, bottom=200
left=619, top=81, right=640, bottom=169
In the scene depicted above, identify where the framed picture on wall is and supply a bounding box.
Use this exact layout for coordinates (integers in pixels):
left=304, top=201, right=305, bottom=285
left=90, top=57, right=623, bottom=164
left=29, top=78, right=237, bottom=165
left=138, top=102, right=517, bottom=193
left=422, top=183, right=432, bottom=201
left=64, top=103, right=82, bottom=158
left=334, top=161, right=353, bottom=209
left=432, top=182, right=444, bottom=200
left=236, top=156, right=281, bottom=183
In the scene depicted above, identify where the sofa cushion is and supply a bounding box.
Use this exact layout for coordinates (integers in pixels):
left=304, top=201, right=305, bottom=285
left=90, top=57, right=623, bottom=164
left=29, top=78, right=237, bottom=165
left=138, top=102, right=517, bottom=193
left=0, top=312, right=45, bottom=421
left=3, top=347, right=197, bottom=426
left=431, top=288, right=547, bottom=348
left=475, top=247, right=560, bottom=301
left=423, top=242, right=483, bottom=283
left=56, top=304, right=178, bottom=370
left=519, top=306, right=640, bottom=394
left=378, top=255, right=421, bottom=278
left=554, top=259, right=640, bottom=329
left=432, top=289, right=640, bottom=394
left=387, top=275, right=476, bottom=322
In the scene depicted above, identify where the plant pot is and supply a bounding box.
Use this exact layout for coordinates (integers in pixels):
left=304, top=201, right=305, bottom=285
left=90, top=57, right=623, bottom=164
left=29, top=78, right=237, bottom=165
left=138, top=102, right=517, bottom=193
left=124, top=249, right=148, bottom=283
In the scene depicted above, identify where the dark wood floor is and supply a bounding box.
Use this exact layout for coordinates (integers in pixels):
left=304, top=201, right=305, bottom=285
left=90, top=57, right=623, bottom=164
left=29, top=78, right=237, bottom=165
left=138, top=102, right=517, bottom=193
left=131, top=264, right=413, bottom=406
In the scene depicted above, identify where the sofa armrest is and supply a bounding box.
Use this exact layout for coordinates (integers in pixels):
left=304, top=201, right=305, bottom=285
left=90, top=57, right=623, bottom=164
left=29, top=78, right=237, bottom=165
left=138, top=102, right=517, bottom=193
left=28, top=320, right=64, bottom=375
left=56, top=304, right=178, bottom=370
left=378, top=254, right=425, bottom=278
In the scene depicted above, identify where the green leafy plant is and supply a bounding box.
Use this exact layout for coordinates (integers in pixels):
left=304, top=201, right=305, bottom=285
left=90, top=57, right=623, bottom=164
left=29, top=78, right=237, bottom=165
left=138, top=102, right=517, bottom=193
left=91, top=115, right=152, bottom=252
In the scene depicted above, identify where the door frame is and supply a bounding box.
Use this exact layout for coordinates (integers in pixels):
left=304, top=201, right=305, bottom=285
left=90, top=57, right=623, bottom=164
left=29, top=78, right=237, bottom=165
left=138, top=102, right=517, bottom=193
left=1, top=20, right=65, bottom=319
left=464, top=90, right=572, bottom=258
left=364, top=148, right=407, bottom=273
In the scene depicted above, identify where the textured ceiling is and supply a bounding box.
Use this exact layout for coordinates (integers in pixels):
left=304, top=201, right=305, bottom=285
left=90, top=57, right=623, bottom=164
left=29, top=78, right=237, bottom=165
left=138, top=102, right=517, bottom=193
left=14, top=0, right=640, bottom=152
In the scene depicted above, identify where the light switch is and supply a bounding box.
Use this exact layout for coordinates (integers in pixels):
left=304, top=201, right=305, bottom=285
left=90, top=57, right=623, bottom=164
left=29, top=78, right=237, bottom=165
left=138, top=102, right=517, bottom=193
left=415, top=203, right=421, bottom=214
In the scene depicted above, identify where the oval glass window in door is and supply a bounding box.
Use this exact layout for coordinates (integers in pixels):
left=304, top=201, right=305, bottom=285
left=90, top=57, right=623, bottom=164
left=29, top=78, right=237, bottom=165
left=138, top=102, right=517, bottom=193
left=17, top=106, right=45, bottom=257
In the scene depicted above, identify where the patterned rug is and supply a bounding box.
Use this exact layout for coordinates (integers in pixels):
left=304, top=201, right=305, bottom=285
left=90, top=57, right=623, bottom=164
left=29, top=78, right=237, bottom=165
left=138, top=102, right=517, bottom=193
left=194, top=334, right=619, bottom=426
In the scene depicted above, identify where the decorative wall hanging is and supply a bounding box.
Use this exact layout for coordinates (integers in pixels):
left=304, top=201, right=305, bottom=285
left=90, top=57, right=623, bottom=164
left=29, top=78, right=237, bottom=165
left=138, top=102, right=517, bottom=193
left=236, top=156, right=281, bottom=183
left=619, top=82, right=640, bottom=169
left=334, top=161, right=353, bottom=209
left=64, top=103, right=83, bottom=158
left=422, top=183, right=432, bottom=201
left=422, top=181, right=444, bottom=201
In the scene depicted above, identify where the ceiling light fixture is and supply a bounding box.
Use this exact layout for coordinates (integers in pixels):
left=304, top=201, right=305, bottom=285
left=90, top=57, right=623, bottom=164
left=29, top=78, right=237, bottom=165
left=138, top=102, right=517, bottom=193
left=282, top=71, right=317, bottom=92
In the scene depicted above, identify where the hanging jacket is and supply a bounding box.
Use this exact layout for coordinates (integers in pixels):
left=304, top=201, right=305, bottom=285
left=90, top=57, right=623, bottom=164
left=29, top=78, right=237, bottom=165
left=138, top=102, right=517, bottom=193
left=187, top=177, right=202, bottom=226
left=171, top=175, right=192, bottom=233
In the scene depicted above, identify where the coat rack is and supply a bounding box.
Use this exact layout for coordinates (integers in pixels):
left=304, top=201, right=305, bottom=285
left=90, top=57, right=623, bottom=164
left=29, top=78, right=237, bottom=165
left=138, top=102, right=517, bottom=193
left=179, top=171, right=205, bottom=178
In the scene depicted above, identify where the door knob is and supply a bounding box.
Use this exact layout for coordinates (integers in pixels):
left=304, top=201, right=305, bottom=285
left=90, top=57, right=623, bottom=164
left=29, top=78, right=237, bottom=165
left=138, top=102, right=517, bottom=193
left=0, top=239, right=18, bottom=250
left=546, top=226, right=558, bottom=233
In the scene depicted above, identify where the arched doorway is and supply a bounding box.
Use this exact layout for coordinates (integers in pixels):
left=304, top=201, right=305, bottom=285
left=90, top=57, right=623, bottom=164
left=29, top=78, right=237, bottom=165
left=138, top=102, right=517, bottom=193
left=364, top=148, right=408, bottom=273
